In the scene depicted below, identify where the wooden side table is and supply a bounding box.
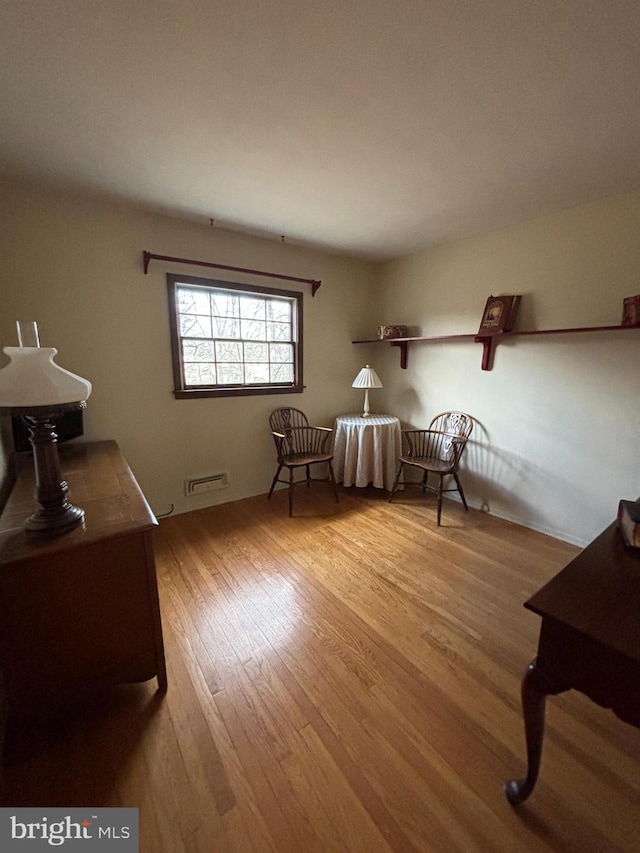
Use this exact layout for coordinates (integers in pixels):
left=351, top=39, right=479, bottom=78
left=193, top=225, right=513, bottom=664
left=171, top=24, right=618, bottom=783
left=505, top=521, right=640, bottom=803
left=0, top=440, right=167, bottom=742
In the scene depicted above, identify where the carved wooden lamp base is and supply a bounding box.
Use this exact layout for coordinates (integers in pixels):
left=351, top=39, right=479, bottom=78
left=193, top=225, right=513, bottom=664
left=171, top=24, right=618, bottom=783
left=23, top=500, right=85, bottom=537
left=21, top=406, right=86, bottom=538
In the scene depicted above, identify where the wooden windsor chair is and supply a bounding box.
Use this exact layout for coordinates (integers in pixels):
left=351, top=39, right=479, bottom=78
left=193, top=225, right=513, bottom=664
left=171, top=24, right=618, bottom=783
left=268, top=407, right=338, bottom=517
left=389, top=411, right=474, bottom=525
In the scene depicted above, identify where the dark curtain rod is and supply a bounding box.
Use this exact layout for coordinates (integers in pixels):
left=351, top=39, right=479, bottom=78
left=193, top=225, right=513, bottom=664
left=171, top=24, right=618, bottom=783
left=142, top=251, right=321, bottom=296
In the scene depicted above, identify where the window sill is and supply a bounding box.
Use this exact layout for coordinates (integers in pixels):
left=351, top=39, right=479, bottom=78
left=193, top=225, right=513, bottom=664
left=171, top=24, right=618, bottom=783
left=173, top=386, right=303, bottom=399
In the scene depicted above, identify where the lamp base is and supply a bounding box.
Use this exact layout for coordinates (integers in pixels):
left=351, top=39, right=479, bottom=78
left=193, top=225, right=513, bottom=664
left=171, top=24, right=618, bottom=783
left=24, top=503, right=85, bottom=538
left=19, top=406, right=87, bottom=538
left=362, top=388, right=371, bottom=418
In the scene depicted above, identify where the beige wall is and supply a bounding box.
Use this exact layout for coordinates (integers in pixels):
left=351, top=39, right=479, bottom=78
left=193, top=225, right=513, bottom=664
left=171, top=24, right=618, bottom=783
left=2, top=179, right=638, bottom=544
left=369, top=193, right=640, bottom=546
left=0, top=178, right=376, bottom=517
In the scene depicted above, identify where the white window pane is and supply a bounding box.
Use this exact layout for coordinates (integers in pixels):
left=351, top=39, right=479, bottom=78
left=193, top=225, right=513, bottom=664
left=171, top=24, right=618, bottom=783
left=244, top=342, right=268, bottom=362
left=211, top=292, right=240, bottom=318
left=245, top=363, right=270, bottom=383
left=239, top=296, right=265, bottom=320
left=266, top=300, right=291, bottom=323
left=216, top=341, right=242, bottom=361
left=184, top=363, right=216, bottom=385
left=241, top=319, right=267, bottom=341
left=180, top=315, right=212, bottom=338
left=183, top=340, right=215, bottom=362
left=178, top=288, right=211, bottom=315
left=269, top=343, right=292, bottom=363
left=217, top=363, right=244, bottom=384
left=212, top=316, right=240, bottom=338
left=271, top=363, right=293, bottom=382
left=267, top=321, right=290, bottom=342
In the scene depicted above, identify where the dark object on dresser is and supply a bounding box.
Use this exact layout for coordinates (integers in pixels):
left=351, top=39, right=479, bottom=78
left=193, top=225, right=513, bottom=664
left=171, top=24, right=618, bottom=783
left=621, top=295, right=640, bottom=327
left=11, top=407, right=84, bottom=454
left=617, top=499, right=640, bottom=548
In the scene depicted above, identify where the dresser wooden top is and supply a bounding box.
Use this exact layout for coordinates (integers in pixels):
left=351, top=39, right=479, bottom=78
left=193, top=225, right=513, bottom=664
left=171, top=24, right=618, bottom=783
left=0, top=440, right=157, bottom=567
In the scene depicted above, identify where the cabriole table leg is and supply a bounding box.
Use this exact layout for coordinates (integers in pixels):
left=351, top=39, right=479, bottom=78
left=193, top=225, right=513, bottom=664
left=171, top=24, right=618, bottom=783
left=505, top=659, right=568, bottom=804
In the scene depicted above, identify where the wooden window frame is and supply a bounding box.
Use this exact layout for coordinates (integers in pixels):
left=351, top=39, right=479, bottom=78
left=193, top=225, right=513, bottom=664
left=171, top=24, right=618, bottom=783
left=167, top=274, right=303, bottom=399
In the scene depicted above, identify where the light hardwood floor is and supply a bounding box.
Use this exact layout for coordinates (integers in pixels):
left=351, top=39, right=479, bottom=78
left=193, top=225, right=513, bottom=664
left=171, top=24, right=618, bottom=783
left=2, top=485, right=640, bottom=852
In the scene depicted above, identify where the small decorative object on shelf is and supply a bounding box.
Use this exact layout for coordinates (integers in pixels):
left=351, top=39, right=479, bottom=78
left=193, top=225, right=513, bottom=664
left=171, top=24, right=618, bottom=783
left=478, top=295, right=521, bottom=335
left=377, top=325, right=407, bottom=339
left=621, top=295, right=640, bottom=327
left=617, top=499, right=640, bottom=549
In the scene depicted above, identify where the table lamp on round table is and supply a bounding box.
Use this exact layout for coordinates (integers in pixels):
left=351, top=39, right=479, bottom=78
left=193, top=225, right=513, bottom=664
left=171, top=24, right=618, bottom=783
left=0, top=321, right=92, bottom=537
left=352, top=364, right=383, bottom=418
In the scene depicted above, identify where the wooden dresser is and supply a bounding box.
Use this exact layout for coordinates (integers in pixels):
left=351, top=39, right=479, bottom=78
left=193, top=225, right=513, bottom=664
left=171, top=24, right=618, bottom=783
left=0, top=440, right=167, bottom=727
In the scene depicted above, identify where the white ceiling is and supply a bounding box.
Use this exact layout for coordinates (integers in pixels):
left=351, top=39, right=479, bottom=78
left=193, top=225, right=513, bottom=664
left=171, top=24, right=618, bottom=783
left=1, top=0, right=640, bottom=260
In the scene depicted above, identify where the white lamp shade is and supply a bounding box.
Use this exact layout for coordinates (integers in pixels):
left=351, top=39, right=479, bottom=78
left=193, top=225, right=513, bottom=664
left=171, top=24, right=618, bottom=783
left=352, top=364, right=383, bottom=389
left=0, top=347, right=92, bottom=408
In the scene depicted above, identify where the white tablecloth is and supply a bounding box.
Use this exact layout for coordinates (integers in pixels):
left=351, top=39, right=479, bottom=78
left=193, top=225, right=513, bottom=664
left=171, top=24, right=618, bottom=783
left=333, top=414, right=401, bottom=490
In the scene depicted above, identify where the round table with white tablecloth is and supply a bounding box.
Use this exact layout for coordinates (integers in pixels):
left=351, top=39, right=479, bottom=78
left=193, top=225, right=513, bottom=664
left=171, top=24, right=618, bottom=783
left=332, top=414, right=401, bottom=491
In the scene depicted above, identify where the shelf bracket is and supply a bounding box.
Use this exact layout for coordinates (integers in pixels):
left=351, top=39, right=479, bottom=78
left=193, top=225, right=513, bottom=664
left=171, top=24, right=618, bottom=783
left=390, top=341, right=408, bottom=369
left=475, top=335, right=499, bottom=371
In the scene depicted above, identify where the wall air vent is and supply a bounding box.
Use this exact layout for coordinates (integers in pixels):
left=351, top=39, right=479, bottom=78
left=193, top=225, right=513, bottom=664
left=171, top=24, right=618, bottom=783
left=184, top=473, right=229, bottom=496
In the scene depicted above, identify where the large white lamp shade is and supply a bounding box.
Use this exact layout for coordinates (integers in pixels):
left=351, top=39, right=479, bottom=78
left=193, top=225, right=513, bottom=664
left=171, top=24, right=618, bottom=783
left=0, top=322, right=92, bottom=537
left=0, top=347, right=92, bottom=407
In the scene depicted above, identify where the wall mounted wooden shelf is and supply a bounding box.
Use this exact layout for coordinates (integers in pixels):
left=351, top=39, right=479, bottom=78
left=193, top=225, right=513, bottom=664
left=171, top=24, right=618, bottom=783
left=353, top=324, right=639, bottom=371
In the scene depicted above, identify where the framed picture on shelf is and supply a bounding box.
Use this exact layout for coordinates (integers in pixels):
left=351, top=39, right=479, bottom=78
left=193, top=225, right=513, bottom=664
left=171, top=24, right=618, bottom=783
left=478, top=295, right=521, bottom=335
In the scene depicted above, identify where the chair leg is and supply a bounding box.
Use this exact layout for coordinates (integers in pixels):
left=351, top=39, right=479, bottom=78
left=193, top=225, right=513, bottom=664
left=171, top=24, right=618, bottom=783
left=268, top=465, right=282, bottom=499
left=328, top=461, right=339, bottom=503
left=389, top=463, right=404, bottom=502
left=421, top=471, right=429, bottom=493
left=306, top=464, right=311, bottom=488
left=454, top=473, right=469, bottom=511
left=288, top=467, right=294, bottom=517
left=437, top=475, right=444, bottom=526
